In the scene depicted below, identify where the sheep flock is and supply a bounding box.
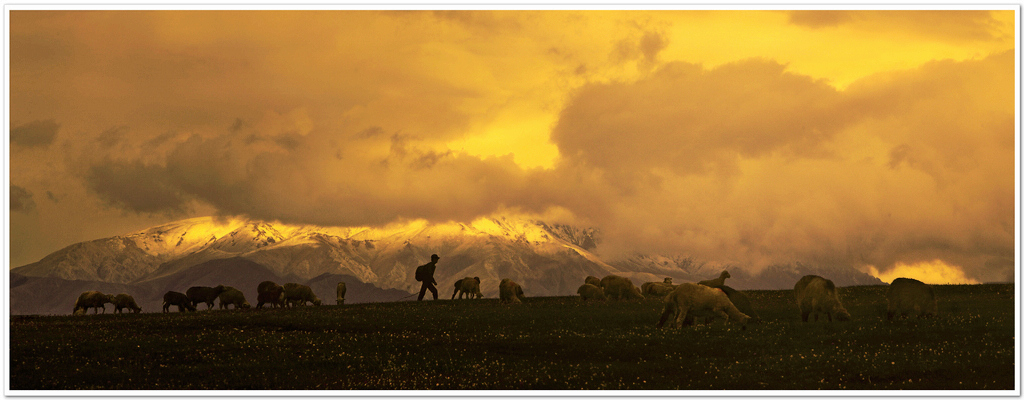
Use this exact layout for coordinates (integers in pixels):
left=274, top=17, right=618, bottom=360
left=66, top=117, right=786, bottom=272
left=70, top=271, right=939, bottom=329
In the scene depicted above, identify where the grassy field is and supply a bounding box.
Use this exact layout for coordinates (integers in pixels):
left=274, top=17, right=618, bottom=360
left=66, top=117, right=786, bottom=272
left=9, top=284, right=1016, bottom=391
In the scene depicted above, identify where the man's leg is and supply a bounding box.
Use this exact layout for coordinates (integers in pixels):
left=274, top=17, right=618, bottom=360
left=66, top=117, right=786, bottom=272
left=428, top=283, right=438, bottom=300
left=418, top=282, right=428, bottom=301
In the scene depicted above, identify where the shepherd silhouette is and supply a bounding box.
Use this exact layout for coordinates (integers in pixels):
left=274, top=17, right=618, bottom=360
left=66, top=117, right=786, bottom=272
left=415, top=254, right=440, bottom=301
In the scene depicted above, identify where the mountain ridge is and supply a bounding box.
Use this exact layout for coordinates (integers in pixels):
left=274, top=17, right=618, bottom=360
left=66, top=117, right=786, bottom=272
left=11, top=215, right=884, bottom=315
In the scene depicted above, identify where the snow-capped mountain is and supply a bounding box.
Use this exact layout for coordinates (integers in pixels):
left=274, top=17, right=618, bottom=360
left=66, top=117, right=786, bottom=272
left=11, top=215, right=884, bottom=313
left=12, top=216, right=628, bottom=298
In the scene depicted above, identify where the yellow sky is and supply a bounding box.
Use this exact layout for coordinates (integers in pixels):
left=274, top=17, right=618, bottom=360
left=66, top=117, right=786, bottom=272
left=445, top=10, right=1016, bottom=169
left=8, top=10, right=1018, bottom=284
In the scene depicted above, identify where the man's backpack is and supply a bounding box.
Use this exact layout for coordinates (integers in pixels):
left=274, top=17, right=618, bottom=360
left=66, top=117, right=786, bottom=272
left=415, top=264, right=427, bottom=282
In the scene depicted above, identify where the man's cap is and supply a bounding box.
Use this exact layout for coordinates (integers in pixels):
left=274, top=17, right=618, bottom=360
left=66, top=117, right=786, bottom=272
left=431, top=254, right=440, bottom=260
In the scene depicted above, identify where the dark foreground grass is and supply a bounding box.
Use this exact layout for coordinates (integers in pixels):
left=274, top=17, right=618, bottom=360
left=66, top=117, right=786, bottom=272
left=10, top=284, right=1016, bottom=390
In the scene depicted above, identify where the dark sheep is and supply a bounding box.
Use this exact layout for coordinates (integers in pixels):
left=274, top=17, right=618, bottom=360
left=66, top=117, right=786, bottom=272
left=257, top=281, right=281, bottom=295
left=794, top=275, right=851, bottom=322
left=187, top=285, right=228, bottom=310
left=283, top=283, right=322, bottom=306
left=218, top=286, right=251, bottom=310
left=720, top=286, right=759, bottom=322
left=257, top=281, right=285, bottom=309
left=163, top=291, right=197, bottom=313
left=498, top=278, right=526, bottom=304
left=73, top=291, right=114, bottom=315
left=111, top=293, right=141, bottom=314
left=641, top=281, right=675, bottom=297
left=577, top=283, right=606, bottom=301
left=887, top=277, right=937, bottom=320
left=257, top=288, right=285, bottom=309
left=599, top=275, right=644, bottom=300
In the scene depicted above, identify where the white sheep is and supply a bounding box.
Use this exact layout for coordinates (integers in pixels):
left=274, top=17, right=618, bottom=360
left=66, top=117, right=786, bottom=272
left=886, top=277, right=937, bottom=320
left=498, top=278, right=525, bottom=304
left=599, top=275, right=644, bottom=301
left=641, top=281, right=676, bottom=297
left=657, top=283, right=750, bottom=328
left=576, top=283, right=606, bottom=301
left=584, top=276, right=601, bottom=287
left=698, top=271, right=730, bottom=288
left=794, top=275, right=851, bottom=322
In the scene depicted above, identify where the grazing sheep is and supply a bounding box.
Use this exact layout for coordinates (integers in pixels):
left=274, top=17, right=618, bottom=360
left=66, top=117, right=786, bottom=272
left=657, top=283, right=751, bottom=328
left=641, top=281, right=676, bottom=297
left=577, top=283, right=606, bottom=301
left=887, top=277, right=937, bottom=320
left=499, top=278, right=526, bottom=304
left=187, top=285, right=228, bottom=310
left=257, top=281, right=281, bottom=295
left=257, top=280, right=285, bottom=308
left=720, top=286, right=759, bottom=322
left=584, top=276, right=601, bottom=287
left=111, top=293, right=141, bottom=314
left=452, top=277, right=483, bottom=299
left=218, top=286, right=251, bottom=310
left=599, top=275, right=645, bottom=301
left=256, top=287, right=285, bottom=309
left=73, top=291, right=114, bottom=315
left=336, top=282, right=347, bottom=305
left=698, top=271, right=731, bottom=288
left=794, top=275, right=851, bottom=322
left=163, top=291, right=196, bottom=313
left=283, top=283, right=322, bottom=306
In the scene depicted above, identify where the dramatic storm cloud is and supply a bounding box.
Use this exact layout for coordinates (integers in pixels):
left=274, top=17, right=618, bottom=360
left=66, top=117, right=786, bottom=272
left=8, top=10, right=1016, bottom=283
left=548, top=51, right=1014, bottom=282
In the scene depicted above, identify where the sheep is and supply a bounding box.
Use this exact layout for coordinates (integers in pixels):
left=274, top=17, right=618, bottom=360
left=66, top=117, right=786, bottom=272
left=657, top=283, right=751, bottom=329
left=641, top=281, right=676, bottom=297
left=663, top=277, right=674, bottom=284
left=73, top=291, right=114, bottom=315
left=698, top=271, right=730, bottom=288
left=257, top=280, right=281, bottom=295
left=498, top=278, right=525, bottom=304
left=257, top=281, right=285, bottom=309
left=257, top=288, right=285, bottom=309
left=452, top=277, right=483, bottom=299
left=794, top=275, right=851, bottom=322
left=187, top=285, right=228, bottom=310
left=163, top=291, right=196, bottom=313
left=720, top=286, right=758, bottom=322
left=111, top=293, right=141, bottom=314
left=283, top=283, right=322, bottom=306
left=886, top=277, right=937, bottom=320
left=218, top=286, right=251, bottom=310
left=599, top=275, right=645, bottom=301
left=584, top=275, right=601, bottom=287
left=336, top=281, right=347, bottom=305
left=576, top=283, right=606, bottom=301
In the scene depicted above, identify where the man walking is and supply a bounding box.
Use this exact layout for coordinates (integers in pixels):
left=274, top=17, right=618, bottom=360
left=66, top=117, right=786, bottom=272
left=415, top=254, right=440, bottom=301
